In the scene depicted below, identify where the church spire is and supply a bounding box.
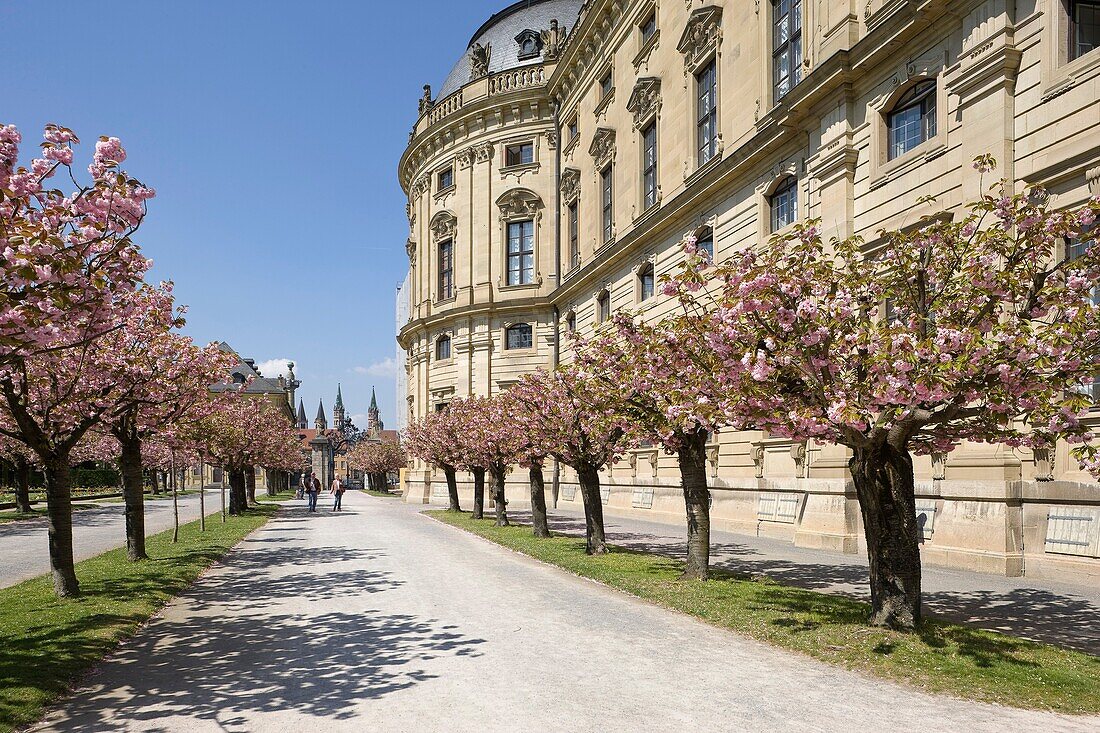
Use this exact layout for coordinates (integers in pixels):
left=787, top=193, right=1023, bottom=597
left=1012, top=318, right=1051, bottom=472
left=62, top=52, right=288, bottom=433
left=296, top=399, right=307, bottom=429
left=333, top=384, right=346, bottom=429
left=315, top=399, right=327, bottom=430
left=367, top=386, right=382, bottom=435
left=335, top=383, right=345, bottom=410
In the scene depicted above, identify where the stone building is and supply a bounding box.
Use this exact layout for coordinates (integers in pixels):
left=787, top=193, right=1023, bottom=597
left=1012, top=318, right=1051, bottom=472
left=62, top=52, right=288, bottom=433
left=397, top=0, right=1100, bottom=583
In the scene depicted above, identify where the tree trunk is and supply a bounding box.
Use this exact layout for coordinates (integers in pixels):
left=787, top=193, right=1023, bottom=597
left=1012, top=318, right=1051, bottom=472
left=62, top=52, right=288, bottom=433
left=245, top=466, right=257, bottom=505
left=43, top=453, right=80, bottom=597
left=529, top=463, right=550, bottom=538
left=678, top=431, right=712, bottom=580
left=472, top=467, right=485, bottom=520
left=443, top=464, right=461, bottom=511
left=576, top=464, right=608, bottom=555
left=149, top=468, right=160, bottom=495
left=13, top=456, right=33, bottom=514
left=267, top=469, right=277, bottom=496
left=849, top=442, right=922, bottom=630
left=490, top=465, right=509, bottom=526
left=228, top=468, right=248, bottom=515
left=118, top=433, right=148, bottom=561
left=171, top=459, right=179, bottom=543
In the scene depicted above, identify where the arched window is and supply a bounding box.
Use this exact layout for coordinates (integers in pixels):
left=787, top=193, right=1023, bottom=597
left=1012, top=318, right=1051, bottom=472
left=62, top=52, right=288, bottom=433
left=597, top=290, right=611, bottom=323
left=887, top=80, right=937, bottom=160
left=770, top=177, right=798, bottom=231
left=695, top=227, right=714, bottom=260
left=435, top=335, right=451, bottom=361
left=638, top=263, right=655, bottom=301
left=505, top=323, right=533, bottom=350
left=565, top=311, right=577, bottom=333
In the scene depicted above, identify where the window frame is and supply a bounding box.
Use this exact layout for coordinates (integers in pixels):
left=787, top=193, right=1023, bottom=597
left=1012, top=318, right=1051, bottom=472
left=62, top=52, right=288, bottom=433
left=640, top=10, right=657, bottom=44
left=437, top=166, right=454, bottom=193
left=601, top=165, right=614, bottom=244
left=437, top=238, right=454, bottom=300
left=435, top=334, right=452, bottom=361
left=695, top=59, right=718, bottom=166
left=769, top=176, right=799, bottom=232
left=642, top=120, right=659, bottom=210
left=637, top=263, right=655, bottom=302
left=771, top=0, right=803, bottom=102
left=568, top=201, right=580, bottom=270
left=695, top=227, right=714, bottom=261
left=504, top=141, right=535, bottom=168
left=504, top=322, right=534, bottom=351
left=600, top=69, right=614, bottom=101
left=597, top=289, right=611, bottom=324
left=506, top=219, right=535, bottom=286
left=886, top=80, right=938, bottom=161
left=1069, top=0, right=1100, bottom=61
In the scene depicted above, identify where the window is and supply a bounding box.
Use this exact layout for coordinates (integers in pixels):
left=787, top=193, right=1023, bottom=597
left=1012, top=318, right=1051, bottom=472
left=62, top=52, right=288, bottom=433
left=438, top=239, right=454, bottom=299
left=1069, top=1, right=1100, bottom=61
left=600, top=70, right=614, bottom=100
left=437, top=166, right=453, bottom=191
left=601, top=166, right=614, bottom=242
left=696, top=60, right=718, bottom=165
left=641, top=11, right=657, bottom=43
left=772, top=0, right=803, bottom=100
left=505, top=142, right=534, bottom=167
left=696, top=228, right=714, bottom=260
left=505, top=323, right=533, bottom=350
left=566, top=311, right=576, bottom=333
left=597, top=290, right=611, bottom=323
left=770, top=176, right=798, bottom=231
left=506, top=220, right=535, bottom=285
left=436, top=335, right=451, bottom=361
left=1066, top=231, right=1100, bottom=399
left=887, top=80, right=937, bottom=160
left=568, top=117, right=579, bottom=142
left=642, top=122, right=659, bottom=210
left=568, top=201, right=580, bottom=269
left=638, top=263, right=655, bottom=301
left=517, top=29, right=541, bottom=60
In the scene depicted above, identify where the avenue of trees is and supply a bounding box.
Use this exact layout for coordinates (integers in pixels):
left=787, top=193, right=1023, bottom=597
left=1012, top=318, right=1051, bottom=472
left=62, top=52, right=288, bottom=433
left=0, top=123, right=303, bottom=597
left=404, top=160, right=1100, bottom=630
left=346, top=440, right=406, bottom=491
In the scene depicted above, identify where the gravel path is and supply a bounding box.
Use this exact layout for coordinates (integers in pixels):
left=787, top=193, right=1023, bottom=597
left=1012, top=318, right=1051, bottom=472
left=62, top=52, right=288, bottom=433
left=28, top=494, right=1098, bottom=732
left=0, top=488, right=225, bottom=589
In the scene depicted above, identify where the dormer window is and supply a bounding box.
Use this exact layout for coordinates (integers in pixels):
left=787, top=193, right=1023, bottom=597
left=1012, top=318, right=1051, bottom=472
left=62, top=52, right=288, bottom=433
left=516, top=29, right=543, bottom=60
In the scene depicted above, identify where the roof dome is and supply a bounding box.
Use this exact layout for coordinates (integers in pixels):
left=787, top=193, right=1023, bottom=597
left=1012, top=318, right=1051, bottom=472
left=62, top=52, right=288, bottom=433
left=436, top=0, right=584, bottom=100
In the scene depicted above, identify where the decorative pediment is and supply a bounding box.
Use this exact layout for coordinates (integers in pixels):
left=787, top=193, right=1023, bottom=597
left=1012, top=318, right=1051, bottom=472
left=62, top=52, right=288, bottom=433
left=429, top=211, right=457, bottom=242
left=626, top=77, right=662, bottom=129
left=496, top=188, right=544, bottom=220
left=588, top=128, right=617, bottom=169
left=677, top=6, right=722, bottom=72
left=560, top=167, right=581, bottom=203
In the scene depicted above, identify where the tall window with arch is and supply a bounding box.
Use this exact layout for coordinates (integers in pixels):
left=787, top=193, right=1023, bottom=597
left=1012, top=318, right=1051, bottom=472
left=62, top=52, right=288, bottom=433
left=506, top=220, right=535, bottom=285
left=601, top=166, right=614, bottom=243
left=568, top=201, right=580, bottom=270
left=887, top=80, right=937, bottom=160
left=435, top=334, right=451, bottom=361
left=695, top=227, right=714, bottom=260
left=772, top=0, right=802, bottom=100
left=438, top=239, right=454, bottom=300
left=642, top=121, right=659, bottom=209
left=505, top=323, right=533, bottom=350
left=638, top=262, right=655, bottom=302
left=770, top=176, right=798, bottom=231
left=696, top=60, right=718, bottom=165
left=597, top=289, right=611, bottom=323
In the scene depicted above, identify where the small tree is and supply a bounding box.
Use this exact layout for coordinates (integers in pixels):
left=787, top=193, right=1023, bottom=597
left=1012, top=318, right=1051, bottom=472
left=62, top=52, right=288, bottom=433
left=403, top=409, right=465, bottom=511
left=346, top=440, right=406, bottom=491
left=670, top=167, right=1100, bottom=628
left=511, top=368, right=627, bottom=554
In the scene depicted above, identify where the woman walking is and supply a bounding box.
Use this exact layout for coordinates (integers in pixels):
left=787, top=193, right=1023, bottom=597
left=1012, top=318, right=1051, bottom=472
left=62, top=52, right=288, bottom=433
left=330, top=475, right=345, bottom=511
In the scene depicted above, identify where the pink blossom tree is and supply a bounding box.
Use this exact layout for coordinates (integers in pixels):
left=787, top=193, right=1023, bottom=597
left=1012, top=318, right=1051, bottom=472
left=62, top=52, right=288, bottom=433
left=669, top=166, right=1100, bottom=628
left=346, top=440, right=406, bottom=492
left=403, top=409, right=465, bottom=511
left=511, top=368, right=628, bottom=554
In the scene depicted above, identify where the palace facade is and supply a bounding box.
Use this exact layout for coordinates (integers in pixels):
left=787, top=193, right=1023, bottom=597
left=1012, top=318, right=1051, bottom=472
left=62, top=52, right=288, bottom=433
left=397, top=0, right=1100, bottom=583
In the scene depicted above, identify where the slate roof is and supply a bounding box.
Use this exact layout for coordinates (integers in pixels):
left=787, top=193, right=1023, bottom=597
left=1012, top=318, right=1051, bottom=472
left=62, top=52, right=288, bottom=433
left=436, top=0, right=584, bottom=99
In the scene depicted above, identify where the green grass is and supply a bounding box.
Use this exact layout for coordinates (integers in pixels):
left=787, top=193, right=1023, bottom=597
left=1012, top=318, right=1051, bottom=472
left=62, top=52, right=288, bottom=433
left=429, top=511, right=1100, bottom=715
left=0, top=504, right=276, bottom=733
left=363, top=488, right=401, bottom=498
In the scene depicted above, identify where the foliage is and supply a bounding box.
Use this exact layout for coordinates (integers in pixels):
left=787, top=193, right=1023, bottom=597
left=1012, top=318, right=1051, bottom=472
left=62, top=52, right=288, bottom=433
left=345, top=440, right=406, bottom=475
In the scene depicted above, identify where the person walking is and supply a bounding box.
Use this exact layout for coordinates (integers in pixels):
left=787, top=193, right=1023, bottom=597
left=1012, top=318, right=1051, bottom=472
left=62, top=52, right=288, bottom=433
left=306, top=473, right=320, bottom=512
left=330, top=475, right=345, bottom=512
left=296, top=472, right=306, bottom=500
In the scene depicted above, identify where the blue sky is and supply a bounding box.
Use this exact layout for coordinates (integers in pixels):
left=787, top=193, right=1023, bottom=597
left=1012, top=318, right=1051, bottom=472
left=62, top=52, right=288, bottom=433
left=1, top=0, right=509, bottom=429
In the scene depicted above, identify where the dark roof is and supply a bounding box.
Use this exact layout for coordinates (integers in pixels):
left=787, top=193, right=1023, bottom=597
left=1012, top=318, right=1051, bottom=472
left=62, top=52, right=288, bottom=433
left=297, top=400, right=308, bottom=425
left=316, top=399, right=326, bottom=423
left=436, top=0, right=583, bottom=99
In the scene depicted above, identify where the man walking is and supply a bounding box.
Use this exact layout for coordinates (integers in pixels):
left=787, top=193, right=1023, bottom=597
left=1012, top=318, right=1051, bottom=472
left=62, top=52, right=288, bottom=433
left=330, top=475, right=345, bottom=511
left=306, top=473, right=320, bottom=512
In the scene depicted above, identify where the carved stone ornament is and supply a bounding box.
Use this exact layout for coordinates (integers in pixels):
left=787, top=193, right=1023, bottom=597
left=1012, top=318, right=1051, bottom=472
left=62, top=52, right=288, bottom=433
left=1087, top=166, right=1100, bottom=196
left=626, top=77, right=662, bottom=130
left=752, top=444, right=765, bottom=479
left=473, top=142, right=494, bottom=163
left=470, top=42, right=492, bottom=80
left=496, top=188, right=544, bottom=220
left=405, top=238, right=417, bottom=265
left=790, top=443, right=807, bottom=479
left=676, top=6, right=723, bottom=72
left=541, top=19, right=568, bottom=61
left=546, top=130, right=559, bottom=150
left=706, top=444, right=720, bottom=479
left=931, top=452, right=947, bottom=481
left=418, top=84, right=434, bottom=115
left=411, top=174, right=431, bottom=199
left=405, top=202, right=415, bottom=226
left=560, top=167, right=581, bottom=203
left=456, top=147, right=475, bottom=169
left=1033, top=446, right=1055, bottom=482
left=588, top=128, right=617, bottom=169
left=429, top=211, right=457, bottom=242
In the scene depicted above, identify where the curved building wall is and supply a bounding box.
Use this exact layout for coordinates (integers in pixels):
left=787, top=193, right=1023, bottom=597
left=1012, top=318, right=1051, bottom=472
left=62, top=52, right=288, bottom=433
left=398, top=0, right=1100, bottom=584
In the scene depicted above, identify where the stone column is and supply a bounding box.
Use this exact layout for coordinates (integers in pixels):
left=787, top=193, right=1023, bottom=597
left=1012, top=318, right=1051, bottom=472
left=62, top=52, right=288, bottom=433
left=311, top=434, right=333, bottom=490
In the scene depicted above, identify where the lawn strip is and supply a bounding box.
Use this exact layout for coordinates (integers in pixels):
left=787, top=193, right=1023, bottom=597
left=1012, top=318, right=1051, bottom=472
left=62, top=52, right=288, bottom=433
left=428, top=510, right=1100, bottom=715
left=0, top=504, right=276, bottom=733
